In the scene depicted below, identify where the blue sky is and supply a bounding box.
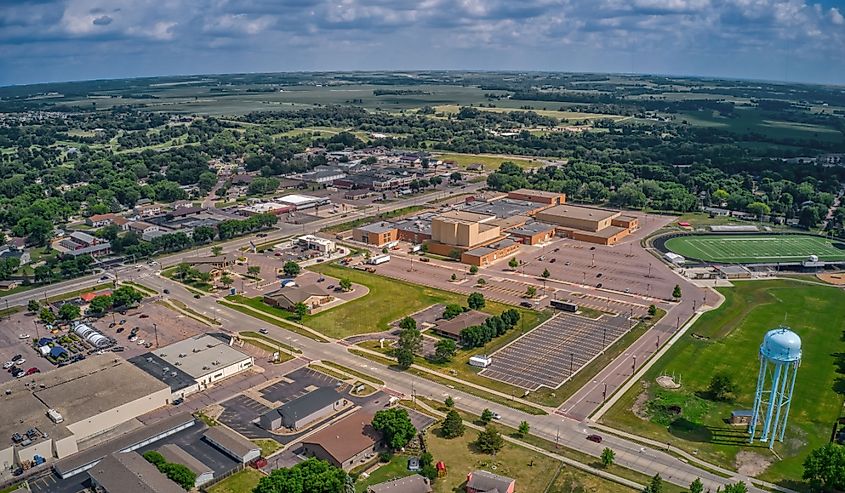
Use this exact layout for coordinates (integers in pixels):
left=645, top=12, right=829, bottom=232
left=1, top=0, right=844, bottom=86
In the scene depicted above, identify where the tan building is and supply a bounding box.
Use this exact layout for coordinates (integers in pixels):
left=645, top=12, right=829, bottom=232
left=0, top=355, right=171, bottom=470
left=534, top=204, right=638, bottom=246
left=461, top=239, right=521, bottom=267
left=300, top=410, right=380, bottom=470
left=430, top=211, right=499, bottom=248
left=263, top=285, right=333, bottom=312
left=353, top=222, right=398, bottom=246
left=507, top=222, right=557, bottom=245
left=506, top=188, right=566, bottom=206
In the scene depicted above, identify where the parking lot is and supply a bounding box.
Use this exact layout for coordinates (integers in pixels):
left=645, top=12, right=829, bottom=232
left=480, top=312, right=634, bottom=390
left=0, top=311, right=54, bottom=383
left=218, top=394, right=274, bottom=439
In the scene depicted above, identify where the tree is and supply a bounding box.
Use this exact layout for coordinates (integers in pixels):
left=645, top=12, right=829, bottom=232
left=441, top=409, right=465, bottom=438
left=247, top=265, right=261, bottom=276
left=469, top=265, right=478, bottom=275
left=293, top=302, right=308, bottom=320
left=542, top=268, right=550, bottom=279
left=648, top=304, right=657, bottom=317
left=88, top=295, right=113, bottom=315
left=211, top=246, right=223, bottom=256
left=450, top=273, right=457, bottom=281
left=254, top=457, right=348, bottom=493
left=283, top=261, right=301, bottom=277
left=525, top=286, right=537, bottom=298
left=339, top=278, right=352, bottom=292
left=747, top=201, right=771, bottom=220
left=601, top=447, right=615, bottom=467
left=39, top=307, right=55, bottom=324
left=468, top=292, right=485, bottom=310
left=803, top=443, right=845, bottom=492
left=372, top=408, right=417, bottom=450
left=480, top=408, right=494, bottom=425
left=722, top=482, right=748, bottom=493
left=112, top=286, right=143, bottom=307
left=161, top=463, right=196, bottom=491
left=434, top=338, right=457, bottom=363
left=219, top=274, right=234, bottom=288
left=508, top=257, right=519, bottom=270
left=450, top=171, right=463, bottom=183
left=707, top=373, right=736, bottom=401
left=396, top=347, right=414, bottom=369
left=27, top=299, right=40, bottom=314
left=58, top=303, right=81, bottom=321
left=689, top=478, right=704, bottom=493
left=444, top=396, right=454, bottom=408
left=443, top=304, right=464, bottom=320
left=475, top=425, right=504, bottom=454
left=518, top=421, right=530, bottom=437
left=672, top=284, right=682, bottom=299
left=476, top=278, right=486, bottom=286
left=642, top=474, right=663, bottom=493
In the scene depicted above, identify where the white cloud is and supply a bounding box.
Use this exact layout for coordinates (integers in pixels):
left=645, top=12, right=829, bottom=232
left=831, top=7, right=844, bottom=25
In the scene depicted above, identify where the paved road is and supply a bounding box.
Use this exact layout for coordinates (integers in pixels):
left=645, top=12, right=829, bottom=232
left=135, top=270, right=758, bottom=492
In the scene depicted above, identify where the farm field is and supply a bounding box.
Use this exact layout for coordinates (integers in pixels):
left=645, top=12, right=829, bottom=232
left=601, top=280, right=845, bottom=487
left=664, top=234, right=845, bottom=263
left=432, top=152, right=544, bottom=170
left=673, top=108, right=843, bottom=142
left=433, top=104, right=628, bottom=122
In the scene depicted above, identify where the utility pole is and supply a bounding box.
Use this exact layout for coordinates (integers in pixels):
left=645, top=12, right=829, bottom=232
left=632, top=355, right=637, bottom=374
left=153, top=323, right=159, bottom=348
left=569, top=352, right=574, bottom=376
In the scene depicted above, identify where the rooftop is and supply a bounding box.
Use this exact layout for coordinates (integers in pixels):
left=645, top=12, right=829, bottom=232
left=279, top=387, right=341, bottom=424
left=302, top=410, right=379, bottom=464
left=432, top=310, right=489, bottom=337
left=509, top=221, right=557, bottom=236
left=434, top=210, right=495, bottom=224
left=509, top=188, right=564, bottom=199
left=157, top=443, right=213, bottom=477
left=356, top=222, right=396, bottom=234
left=537, top=204, right=620, bottom=222
left=463, top=238, right=518, bottom=258
left=467, top=470, right=515, bottom=493
left=464, top=199, right=542, bottom=218
left=279, top=194, right=322, bottom=205
left=88, top=451, right=184, bottom=493
left=152, top=334, right=252, bottom=379
left=128, top=352, right=199, bottom=393
left=203, top=426, right=259, bottom=459
left=368, top=475, right=432, bottom=493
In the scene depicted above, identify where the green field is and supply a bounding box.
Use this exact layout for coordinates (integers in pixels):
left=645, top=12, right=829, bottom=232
left=674, top=107, right=843, bottom=143
left=602, top=280, right=845, bottom=486
left=432, top=152, right=543, bottom=170
left=664, top=234, right=845, bottom=263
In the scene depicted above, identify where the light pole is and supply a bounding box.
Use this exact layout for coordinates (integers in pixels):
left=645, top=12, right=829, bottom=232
left=632, top=355, right=637, bottom=374
left=569, top=352, right=574, bottom=376
left=153, top=323, right=159, bottom=348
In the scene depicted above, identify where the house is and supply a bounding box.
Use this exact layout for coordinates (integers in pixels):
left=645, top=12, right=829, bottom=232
left=126, top=221, right=160, bottom=236
left=0, top=244, right=30, bottom=265
left=368, top=475, right=432, bottom=493
left=300, top=410, right=380, bottom=470
left=263, top=285, right=333, bottom=312
left=133, top=204, right=162, bottom=218
left=0, top=280, right=21, bottom=290
left=432, top=310, right=489, bottom=340
left=466, top=470, right=515, bottom=493
left=85, top=213, right=118, bottom=228
left=167, top=206, right=204, bottom=219
left=259, top=387, right=346, bottom=430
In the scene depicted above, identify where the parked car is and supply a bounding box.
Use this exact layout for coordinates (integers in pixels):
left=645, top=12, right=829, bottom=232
left=18, top=334, right=30, bottom=339
left=119, top=319, right=126, bottom=325
left=520, top=301, right=533, bottom=308
left=139, top=314, right=149, bottom=318
left=14, top=359, right=25, bottom=366
left=259, top=328, right=269, bottom=334
left=25, top=368, right=40, bottom=376
left=550, top=258, right=556, bottom=263
left=564, top=261, right=571, bottom=266
left=172, top=397, right=184, bottom=405
left=11, top=368, right=24, bottom=378
left=590, top=246, right=596, bottom=250
left=586, top=434, right=603, bottom=443
left=596, top=273, right=602, bottom=278
left=596, top=283, right=603, bottom=288
left=327, top=285, right=335, bottom=290
left=194, top=294, right=201, bottom=299
left=492, top=413, right=502, bottom=420
left=144, top=342, right=153, bottom=348
left=111, top=346, right=125, bottom=352
left=3, top=361, right=13, bottom=369
left=116, top=327, right=124, bottom=333
left=129, top=336, right=138, bottom=342
left=163, top=289, right=170, bottom=294
left=109, top=322, right=116, bottom=328
left=553, top=248, right=560, bottom=252
left=137, top=339, right=146, bottom=345
left=11, top=354, right=22, bottom=361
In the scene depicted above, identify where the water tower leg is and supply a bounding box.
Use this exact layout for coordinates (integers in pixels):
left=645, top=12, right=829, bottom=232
left=761, top=363, right=784, bottom=442
left=749, top=358, right=768, bottom=443
left=769, top=362, right=792, bottom=449
left=777, top=363, right=799, bottom=443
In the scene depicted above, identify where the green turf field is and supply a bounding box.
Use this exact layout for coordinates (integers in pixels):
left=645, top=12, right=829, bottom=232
left=664, top=234, right=845, bottom=263
left=602, top=280, right=845, bottom=485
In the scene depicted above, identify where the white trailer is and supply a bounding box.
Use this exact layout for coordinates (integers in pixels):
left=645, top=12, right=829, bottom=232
left=369, top=254, right=391, bottom=265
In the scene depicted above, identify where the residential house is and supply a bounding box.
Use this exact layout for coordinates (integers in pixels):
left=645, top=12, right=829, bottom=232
left=133, top=204, right=162, bottom=218
left=368, top=475, right=432, bottom=493
left=300, top=410, right=380, bottom=470
left=126, top=221, right=160, bottom=236
left=85, top=213, right=118, bottom=228
left=466, top=470, right=515, bottom=493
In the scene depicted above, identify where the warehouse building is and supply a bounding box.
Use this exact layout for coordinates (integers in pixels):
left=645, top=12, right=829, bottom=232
left=1, top=356, right=172, bottom=471
left=131, top=334, right=254, bottom=399
left=203, top=426, right=261, bottom=464
left=259, top=387, right=347, bottom=431
left=300, top=410, right=380, bottom=470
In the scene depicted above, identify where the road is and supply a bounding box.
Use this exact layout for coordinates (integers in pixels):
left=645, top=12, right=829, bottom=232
left=133, top=265, right=757, bottom=492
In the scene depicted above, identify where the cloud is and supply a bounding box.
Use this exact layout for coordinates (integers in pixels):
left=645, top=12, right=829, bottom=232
left=0, top=0, right=843, bottom=85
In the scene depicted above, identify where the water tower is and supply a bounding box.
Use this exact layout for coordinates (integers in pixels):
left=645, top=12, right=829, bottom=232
left=749, top=326, right=802, bottom=448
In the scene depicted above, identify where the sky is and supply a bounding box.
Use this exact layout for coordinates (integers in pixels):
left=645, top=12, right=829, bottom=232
left=1, top=0, right=845, bottom=87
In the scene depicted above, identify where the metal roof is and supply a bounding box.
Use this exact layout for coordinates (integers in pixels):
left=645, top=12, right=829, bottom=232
left=278, top=387, right=341, bottom=423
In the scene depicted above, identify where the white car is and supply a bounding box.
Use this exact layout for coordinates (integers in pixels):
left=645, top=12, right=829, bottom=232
left=14, top=359, right=25, bottom=366
left=17, top=334, right=30, bottom=339
left=137, top=339, right=146, bottom=345
left=2, top=361, right=13, bottom=369
left=129, top=336, right=138, bottom=342
left=492, top=413, right=502, bottom=420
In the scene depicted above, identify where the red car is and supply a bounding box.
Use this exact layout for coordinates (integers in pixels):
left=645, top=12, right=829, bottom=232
left=25, top=367, right=40, bottom=376
left=586, top=434, right=603, bottom=443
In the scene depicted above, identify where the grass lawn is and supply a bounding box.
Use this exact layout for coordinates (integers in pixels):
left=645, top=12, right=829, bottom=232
left=207, top=468, right=264, bottom=493
left=252, top=439, right=282, bottom=457
left=601, top=280, right=845, bottom=487
left=305, top=263, right=540, bottom=339
left=546, top=466, right=636, bottom=493
left=664, top=234, right=845, bottom=263
left=219, top=298, right=330, bottom=342
left=432, top=151, right=541, bottom=170
left=354, top=453, right=415, bottom=492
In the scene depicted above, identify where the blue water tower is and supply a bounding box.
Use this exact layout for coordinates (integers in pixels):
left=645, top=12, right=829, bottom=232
left=749, top=326, right=802, bottom=448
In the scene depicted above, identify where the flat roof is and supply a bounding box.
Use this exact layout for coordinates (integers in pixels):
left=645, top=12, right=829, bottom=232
left=31, top=355, right=169, bottom=426
left=463, top=238, right=518, bottom=258
left=509, top=188, right=564, bottom=198
left=302, top=410, right=378, bottom=464
left=356, top=222, right=396, bottom=234
left=575, top=225, right=628, bottom=238
left=464, top=199, right=541, bottom=218
left=158, top=443, right=213, bottom=476
left=509, top=221, right=557, bottom=236
left=395, top=217, right=432, bottom=234
left=279, top=194, right=321, bottom=205
left=538, top=204, right=620, bottom=222
left=432, top=310, right=489, bottom=337
left=128, top=353, right=198, bottom=393
left=88, top=451, right=185, bottom=493
left=434, top=210, right=494, bottom=224
left=152, top=334, right=252, bottom=380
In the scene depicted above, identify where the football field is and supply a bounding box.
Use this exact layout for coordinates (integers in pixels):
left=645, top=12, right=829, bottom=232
left=664, top=234, right=845, bottom=263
